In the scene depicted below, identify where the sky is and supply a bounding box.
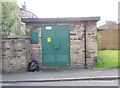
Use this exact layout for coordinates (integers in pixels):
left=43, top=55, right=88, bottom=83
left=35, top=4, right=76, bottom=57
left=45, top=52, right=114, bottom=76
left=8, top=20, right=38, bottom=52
left=17, top=0, right=119, bottom=26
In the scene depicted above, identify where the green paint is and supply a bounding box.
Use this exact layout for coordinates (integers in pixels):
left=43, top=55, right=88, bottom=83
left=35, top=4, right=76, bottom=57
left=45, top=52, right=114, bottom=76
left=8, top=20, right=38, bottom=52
left=30, top=31, right=38, bottom=44
left=93, top=50, right=120, bottom=70
left=42, top=25, right=70, bottom=67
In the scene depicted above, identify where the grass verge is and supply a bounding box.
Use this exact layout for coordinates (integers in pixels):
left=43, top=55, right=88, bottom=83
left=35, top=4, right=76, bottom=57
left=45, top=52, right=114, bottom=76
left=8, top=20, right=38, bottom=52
left=93, top=50, right=120, bottom=70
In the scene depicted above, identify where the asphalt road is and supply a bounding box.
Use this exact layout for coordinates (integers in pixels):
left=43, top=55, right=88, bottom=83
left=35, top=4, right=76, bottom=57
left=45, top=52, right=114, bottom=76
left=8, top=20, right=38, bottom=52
left=2, top=79, right=119, bottom=86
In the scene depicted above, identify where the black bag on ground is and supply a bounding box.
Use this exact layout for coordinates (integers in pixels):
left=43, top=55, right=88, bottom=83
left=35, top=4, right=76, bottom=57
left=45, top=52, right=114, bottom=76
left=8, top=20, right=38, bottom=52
left=27, top=60, right=39, bottom=72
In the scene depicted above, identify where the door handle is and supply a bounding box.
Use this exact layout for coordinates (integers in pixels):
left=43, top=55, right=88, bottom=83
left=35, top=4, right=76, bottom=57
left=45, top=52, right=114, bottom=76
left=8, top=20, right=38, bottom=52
left=54, top=42, right=60, bottom=50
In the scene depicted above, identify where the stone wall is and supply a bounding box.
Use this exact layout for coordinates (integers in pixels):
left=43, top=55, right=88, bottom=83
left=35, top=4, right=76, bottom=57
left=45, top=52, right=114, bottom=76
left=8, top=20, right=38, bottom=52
left=26, top=24, right=42, bottom=67
left=70, top=23, right=85, bottom=67
left=2, top=38, right=31, bottom=73
left=26, top=21, right=97, bottom=68
left=70, top=22, right=97, bottom=67
left=86, top=22, right=97, bottom=65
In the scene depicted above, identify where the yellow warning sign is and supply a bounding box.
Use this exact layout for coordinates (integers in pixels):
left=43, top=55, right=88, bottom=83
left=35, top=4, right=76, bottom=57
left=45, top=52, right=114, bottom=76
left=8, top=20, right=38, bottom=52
left=47, top=38, right=51, bottom=42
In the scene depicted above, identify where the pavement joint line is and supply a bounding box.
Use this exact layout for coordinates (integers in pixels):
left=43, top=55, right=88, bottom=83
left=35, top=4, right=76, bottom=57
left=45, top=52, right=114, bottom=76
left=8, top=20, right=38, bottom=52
left=1, top=76, right=120, bottom=83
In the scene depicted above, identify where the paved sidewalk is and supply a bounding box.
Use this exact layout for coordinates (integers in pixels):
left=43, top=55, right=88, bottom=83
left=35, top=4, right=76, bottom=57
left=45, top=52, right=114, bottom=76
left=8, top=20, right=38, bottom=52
left=1, top=68, right=119, bottom=83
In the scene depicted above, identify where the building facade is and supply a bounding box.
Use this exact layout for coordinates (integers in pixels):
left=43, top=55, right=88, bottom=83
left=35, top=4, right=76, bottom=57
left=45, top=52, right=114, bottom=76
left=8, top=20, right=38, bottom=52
left=2, top=17, right=100, bottom=73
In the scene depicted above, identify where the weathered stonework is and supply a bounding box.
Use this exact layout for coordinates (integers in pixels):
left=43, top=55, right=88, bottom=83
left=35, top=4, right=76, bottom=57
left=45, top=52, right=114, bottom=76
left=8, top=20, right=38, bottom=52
left=2, top=38, right=31, bottom=73
left=70, top=23, right=85, bottom=67
left=86, top=22, right=98, bottom=65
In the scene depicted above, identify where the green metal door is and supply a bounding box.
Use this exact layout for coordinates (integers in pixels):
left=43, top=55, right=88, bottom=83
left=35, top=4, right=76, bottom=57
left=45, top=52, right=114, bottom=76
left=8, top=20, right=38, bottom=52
left=42, top=25, right=70, bottom=67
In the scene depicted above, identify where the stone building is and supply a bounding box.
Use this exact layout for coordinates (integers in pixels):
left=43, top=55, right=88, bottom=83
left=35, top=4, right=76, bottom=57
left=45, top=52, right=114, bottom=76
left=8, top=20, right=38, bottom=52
left=22, top=17, right=100, bottom=67
left=2, top=16, right=100, bottom=73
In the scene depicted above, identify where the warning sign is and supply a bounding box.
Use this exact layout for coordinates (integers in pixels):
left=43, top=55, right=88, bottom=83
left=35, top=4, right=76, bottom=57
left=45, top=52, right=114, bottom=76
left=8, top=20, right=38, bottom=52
left=47, top=38, right=51, bottom=42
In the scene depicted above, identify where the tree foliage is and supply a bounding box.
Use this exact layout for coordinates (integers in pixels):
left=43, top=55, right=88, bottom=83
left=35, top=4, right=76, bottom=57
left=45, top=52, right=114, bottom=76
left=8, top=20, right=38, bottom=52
left=2, top=2, right=25, bottom=38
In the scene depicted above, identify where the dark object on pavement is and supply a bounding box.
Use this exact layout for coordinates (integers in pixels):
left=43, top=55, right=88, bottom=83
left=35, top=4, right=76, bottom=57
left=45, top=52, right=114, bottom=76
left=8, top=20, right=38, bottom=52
left=27, top=59, right=39, bottom=72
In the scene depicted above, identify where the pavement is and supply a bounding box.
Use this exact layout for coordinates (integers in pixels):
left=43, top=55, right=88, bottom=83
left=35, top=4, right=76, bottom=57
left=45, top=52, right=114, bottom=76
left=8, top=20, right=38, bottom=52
left=1, top=68, right=119, bottom=83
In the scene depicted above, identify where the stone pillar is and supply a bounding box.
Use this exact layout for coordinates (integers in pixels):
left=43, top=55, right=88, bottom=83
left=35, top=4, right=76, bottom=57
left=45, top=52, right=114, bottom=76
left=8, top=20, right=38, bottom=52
left=70, top=23, right=85, bottom=67
left=86, top=22, right=97, bottom=65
